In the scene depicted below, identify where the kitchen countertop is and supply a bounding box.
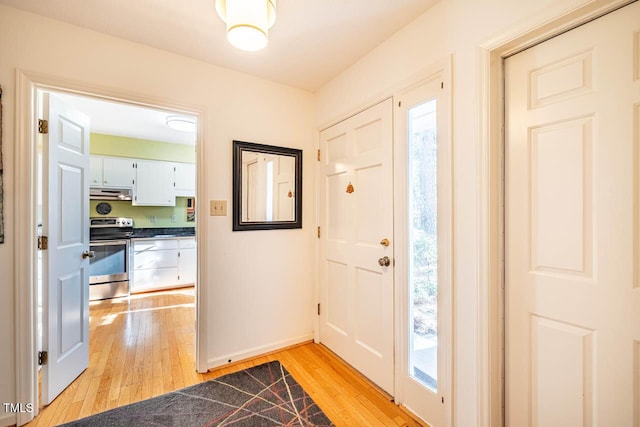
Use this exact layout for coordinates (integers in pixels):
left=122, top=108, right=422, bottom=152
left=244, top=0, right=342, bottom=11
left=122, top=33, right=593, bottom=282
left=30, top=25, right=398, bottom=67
left=132, top=227, right=195, bottom=238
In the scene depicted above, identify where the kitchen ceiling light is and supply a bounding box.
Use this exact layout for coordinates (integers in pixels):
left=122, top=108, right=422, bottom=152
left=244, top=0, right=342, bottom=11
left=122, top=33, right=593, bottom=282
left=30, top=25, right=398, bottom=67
left=215, top=0, right=277, bottom=52
left=166, top=115, right=196, bottom=132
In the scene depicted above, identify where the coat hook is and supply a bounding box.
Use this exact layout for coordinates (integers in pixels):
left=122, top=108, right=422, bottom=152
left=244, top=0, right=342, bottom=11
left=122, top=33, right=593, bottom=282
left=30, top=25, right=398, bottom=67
left=346, top=182, right=354, bottom=194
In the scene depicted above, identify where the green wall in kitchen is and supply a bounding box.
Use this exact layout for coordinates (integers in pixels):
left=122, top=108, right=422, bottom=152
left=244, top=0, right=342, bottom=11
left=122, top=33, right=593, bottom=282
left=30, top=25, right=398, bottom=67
left=90, top=133, right=196, bottom=228
left=90, top=197, right=195, bottom=228
left=90, top=133, right=196, bottom=163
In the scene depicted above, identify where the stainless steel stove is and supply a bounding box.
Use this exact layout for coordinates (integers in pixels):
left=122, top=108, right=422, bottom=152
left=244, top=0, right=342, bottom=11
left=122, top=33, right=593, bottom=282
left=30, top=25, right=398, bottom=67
left=89, top=217, right=133, bottom=300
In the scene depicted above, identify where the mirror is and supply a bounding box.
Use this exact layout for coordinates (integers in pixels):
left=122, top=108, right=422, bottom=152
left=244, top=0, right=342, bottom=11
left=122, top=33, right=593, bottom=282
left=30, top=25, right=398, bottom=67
left=233, top=140, right=302, bottom=231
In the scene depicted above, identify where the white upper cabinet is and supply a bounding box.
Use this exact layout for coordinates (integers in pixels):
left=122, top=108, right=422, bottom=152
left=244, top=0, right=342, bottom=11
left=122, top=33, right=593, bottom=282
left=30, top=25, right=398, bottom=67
left=133, top=160, right=175, bottom=206
left=174, top=162, right=196, bottom=196
left=89, top=156, right=103, bottom=187
left=90, top=155, right=135, bottom=188
left=90, top=154, right=195, bottom=205
left=103, top=157, right=135, bottom=188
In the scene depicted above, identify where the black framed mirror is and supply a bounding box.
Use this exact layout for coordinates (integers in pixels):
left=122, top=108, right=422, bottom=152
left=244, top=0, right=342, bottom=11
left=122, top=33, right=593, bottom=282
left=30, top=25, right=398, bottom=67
left=232, top=140, right=302, bottom=231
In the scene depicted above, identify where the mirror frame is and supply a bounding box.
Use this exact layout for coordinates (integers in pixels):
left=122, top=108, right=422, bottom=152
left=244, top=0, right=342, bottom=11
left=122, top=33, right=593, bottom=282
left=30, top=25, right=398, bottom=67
left=232, top=140, right=303, bottom=231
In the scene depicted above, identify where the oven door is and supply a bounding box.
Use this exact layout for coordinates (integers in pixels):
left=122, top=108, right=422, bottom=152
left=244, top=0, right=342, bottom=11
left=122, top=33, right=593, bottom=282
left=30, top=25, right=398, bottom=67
left=89, top=239, right=130, bottom=300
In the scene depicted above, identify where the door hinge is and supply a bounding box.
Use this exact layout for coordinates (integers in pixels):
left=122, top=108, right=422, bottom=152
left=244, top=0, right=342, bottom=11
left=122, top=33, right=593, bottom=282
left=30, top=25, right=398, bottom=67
left=38, top=119, right=49, bottom=134
left=38, top=351, right=48, bottom=366
left=398, top=101, right=402, bottom=107
left=317, top=226, right=320, bottom=238
left=442, top=396, right=445, bottom=404
left=317, top=149, right=321, bottom=161
left=317, top=303, right=320, bottom=316
left=38, top=236, right=48, bottom=250
left=441, top=82, right=444, bottom=89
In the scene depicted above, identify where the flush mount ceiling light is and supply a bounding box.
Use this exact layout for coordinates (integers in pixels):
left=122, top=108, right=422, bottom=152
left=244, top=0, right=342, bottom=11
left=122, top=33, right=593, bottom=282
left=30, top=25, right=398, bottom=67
left=166, top=115, right=196, bottom=132
left=215, top=0, right=277, bottom=52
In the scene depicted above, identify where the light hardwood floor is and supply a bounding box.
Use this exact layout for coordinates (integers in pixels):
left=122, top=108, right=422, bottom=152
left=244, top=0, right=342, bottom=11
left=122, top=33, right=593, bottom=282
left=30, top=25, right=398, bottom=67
left=29, top=288, right=424, bottom=427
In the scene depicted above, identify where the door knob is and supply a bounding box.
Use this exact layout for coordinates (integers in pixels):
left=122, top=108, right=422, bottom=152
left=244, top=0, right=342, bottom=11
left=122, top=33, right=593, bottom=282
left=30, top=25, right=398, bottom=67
left=82, top=250, right=96, bottom=259
left=380, top=238, right=390, bottom=247
left=378, top=256, right=391, bottom=267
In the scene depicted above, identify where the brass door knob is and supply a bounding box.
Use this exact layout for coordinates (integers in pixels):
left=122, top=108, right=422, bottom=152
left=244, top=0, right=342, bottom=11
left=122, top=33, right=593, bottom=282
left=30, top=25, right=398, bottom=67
left=378, top=256, right=391, bottom=267
left=380, top=238, right=390, bottom=247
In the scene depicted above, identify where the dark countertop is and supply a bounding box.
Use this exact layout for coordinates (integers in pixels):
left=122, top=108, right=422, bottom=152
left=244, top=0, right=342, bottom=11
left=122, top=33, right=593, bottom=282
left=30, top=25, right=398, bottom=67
left=132, top=227, right=195, bottom=238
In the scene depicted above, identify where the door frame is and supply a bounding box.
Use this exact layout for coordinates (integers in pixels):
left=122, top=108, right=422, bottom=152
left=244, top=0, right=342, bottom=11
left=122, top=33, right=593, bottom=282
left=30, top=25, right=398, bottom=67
left=13, top=70, right=209, bottom=425
left=478, top=0, right=634, bottom=425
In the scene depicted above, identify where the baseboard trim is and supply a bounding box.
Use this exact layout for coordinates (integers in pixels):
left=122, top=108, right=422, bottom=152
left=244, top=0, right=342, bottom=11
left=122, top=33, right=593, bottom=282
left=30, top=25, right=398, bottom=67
left=207, top=333, right=314, bottom=371
left=0, top=412, right=17, bottom=427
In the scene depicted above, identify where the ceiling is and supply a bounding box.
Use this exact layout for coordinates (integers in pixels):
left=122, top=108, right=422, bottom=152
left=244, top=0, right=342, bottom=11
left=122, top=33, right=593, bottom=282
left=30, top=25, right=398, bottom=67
left=56, top=93, right=197, bottom=145
left=7, top=0, right=439, bottom=144
left=0, top=0, right=439, bottom=92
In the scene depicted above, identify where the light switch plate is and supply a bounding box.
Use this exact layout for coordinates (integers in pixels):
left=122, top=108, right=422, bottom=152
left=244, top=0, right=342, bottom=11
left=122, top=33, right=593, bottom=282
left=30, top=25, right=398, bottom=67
left=210, top=200, right=227, bottom=216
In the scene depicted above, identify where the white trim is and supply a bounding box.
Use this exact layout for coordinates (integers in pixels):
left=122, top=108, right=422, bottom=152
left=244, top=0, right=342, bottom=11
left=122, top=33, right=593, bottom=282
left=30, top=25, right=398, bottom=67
left=477, top=1, right=632, bottom=426
left=13, top=69, right=209, bottom=425
left=0, top=412, right=17, bottom=427
left=207, top=333, right=315, bottom=369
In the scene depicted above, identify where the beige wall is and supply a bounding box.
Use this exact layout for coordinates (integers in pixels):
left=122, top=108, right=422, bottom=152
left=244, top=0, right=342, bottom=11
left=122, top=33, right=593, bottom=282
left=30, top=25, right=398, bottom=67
left=315, top=0, right=606, bottom=424
left=0, top=6, right=315, bottom=422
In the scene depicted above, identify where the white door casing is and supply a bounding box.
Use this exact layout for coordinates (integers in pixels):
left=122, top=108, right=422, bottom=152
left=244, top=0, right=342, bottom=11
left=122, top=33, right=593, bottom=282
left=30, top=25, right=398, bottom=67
left=41, top=93, right=91, bottom=405
left=505, top=3, right=640, bottom=425
left=319, top=98, right=394, bottom=394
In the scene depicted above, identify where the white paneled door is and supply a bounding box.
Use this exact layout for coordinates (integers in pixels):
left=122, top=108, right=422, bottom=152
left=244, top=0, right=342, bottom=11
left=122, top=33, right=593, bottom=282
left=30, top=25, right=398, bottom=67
left=42, top=94, right=91, bottom=404
left=319, top=99, right=394, bottom=394
left=505, top=3, right=640, bottom=425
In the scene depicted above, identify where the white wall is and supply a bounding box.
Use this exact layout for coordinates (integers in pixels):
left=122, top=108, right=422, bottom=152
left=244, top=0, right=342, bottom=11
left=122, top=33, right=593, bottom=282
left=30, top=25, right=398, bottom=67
left=0, top=5, right=315, bottom=420
left=314, top=0, right=600, bottom=425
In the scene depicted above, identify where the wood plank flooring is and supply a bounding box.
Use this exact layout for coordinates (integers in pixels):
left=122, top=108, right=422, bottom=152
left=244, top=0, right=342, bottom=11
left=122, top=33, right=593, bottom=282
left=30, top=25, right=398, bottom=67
left=29, top=288, right=424, bottom=426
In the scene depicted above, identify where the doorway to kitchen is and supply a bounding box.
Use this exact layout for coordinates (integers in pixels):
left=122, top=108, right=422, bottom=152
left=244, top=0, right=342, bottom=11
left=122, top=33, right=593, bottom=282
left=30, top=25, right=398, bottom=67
left=14, top=71, right=206, bottom=426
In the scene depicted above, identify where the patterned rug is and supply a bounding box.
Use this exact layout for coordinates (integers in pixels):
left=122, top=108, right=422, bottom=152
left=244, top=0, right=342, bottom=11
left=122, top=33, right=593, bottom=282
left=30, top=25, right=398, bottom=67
left=60, top=361, right=334, bottom=426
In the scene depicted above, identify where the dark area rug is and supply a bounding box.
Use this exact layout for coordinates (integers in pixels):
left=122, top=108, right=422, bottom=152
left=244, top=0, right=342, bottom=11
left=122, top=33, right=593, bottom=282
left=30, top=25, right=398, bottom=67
left=59, top=361, right=334, bottom=426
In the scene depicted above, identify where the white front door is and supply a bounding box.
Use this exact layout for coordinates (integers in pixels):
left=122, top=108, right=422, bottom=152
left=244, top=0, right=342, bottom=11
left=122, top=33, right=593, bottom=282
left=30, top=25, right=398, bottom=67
left=41, top=93, right=91, bottom=405
left=319, top=99, right=394, bottom=394
left=395, top=75, right=452, bottom=427
left=505, top=3, right=640, bottom=425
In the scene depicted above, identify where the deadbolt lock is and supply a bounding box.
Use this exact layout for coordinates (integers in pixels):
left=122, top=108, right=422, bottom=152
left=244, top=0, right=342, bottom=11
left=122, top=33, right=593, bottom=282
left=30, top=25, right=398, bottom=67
left=380, top=238, right=390, bottom=247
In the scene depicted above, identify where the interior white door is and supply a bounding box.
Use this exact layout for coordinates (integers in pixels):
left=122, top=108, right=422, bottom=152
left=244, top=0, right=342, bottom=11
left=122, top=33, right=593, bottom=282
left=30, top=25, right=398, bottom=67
left=319, top=98, right=394, bottom=394
left=505, top=3, right=640, bottom=425
left=42, top=93, right=91, bottom=405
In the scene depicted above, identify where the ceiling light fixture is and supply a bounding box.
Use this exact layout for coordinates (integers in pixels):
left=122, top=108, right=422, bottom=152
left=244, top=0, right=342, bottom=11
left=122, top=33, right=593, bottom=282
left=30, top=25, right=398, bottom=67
left=215, top=0, right=277, bottom=52
left=166, top=115, right=196, bottom=132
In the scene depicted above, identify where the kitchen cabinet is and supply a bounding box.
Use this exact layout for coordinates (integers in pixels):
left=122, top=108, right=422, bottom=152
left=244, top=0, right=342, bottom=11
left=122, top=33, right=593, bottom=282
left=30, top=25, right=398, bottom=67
left=90, top=156, right=103, bottom=186
left=177, top=237, right=196, bottom=285
left=133, top=160, right=175, bottom=206
left=131, top=237, right=196, bottom=292
left=90, top=155, right=135, bottom=188
left=174, top=163, right=196, bottom=197
left=131, top=238, right=179, bottom=292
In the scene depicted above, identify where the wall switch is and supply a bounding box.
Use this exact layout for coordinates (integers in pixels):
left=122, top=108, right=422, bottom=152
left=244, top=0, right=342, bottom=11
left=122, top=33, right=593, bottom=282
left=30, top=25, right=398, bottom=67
left=210, top=200, right=227, bottom=216
left=150, top=215, right=157, bottom=223
left=171, top=214, right=177, bottom=223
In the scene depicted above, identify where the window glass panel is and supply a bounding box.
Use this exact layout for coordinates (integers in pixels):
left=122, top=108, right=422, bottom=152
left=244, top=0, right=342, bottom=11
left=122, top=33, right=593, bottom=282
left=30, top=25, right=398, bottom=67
left=408, top=98, right=438, bottom=391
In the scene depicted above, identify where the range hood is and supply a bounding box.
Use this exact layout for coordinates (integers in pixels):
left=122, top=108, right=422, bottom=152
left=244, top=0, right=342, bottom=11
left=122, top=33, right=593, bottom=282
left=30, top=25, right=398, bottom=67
left=90, top=188, right=133, bottom=201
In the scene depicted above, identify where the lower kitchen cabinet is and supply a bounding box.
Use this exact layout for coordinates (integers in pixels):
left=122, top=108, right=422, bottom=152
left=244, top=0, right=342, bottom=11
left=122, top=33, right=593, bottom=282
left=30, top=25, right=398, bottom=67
left=131, top=237, right=196, bottom=292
